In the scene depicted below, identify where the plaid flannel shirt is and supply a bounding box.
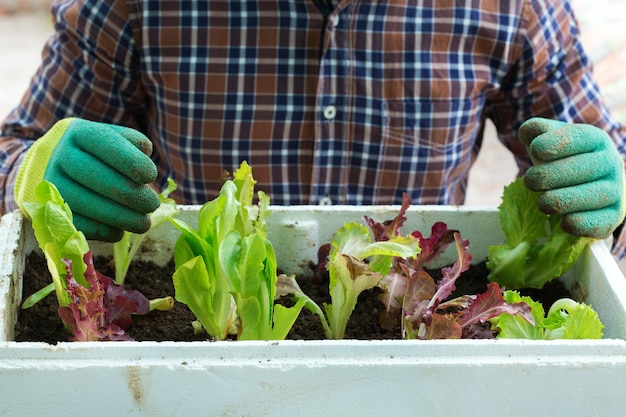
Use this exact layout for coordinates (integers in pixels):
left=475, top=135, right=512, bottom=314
left=2, top=0, right=626, bottom=256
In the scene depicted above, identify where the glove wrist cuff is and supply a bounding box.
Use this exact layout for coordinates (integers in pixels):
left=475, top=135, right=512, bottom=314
left=14, top=118, right=75, bottom=216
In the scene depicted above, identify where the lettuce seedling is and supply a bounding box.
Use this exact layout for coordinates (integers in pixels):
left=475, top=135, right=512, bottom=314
left=367, top=195, right=531, bottom=339
left=377, top=221, right=533, bottom=339
left=323, top=222, right=421, bottom=339
left=171, top=181, right=247, bottom=339
left=171, top=161, right=307, bottom=340
left=219, top=231, right=308, bottom=340
left=486, top=177, right=594, bottom=289
left=368, top=188, right=600, bottom=340
left=112, top=178, right=179, bottom=285
left=21, top=181, right=90, bottom=307
left=58, top=251, right=150, bottom=341
left=22, top=181, right=173, bottom=313
left=491, top=291, right=604, bottom=339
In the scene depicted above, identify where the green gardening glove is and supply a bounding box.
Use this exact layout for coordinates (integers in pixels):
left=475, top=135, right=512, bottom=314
left=15, top=118, right=160, bottom=241
left=519, top=117, right=626, bottom=239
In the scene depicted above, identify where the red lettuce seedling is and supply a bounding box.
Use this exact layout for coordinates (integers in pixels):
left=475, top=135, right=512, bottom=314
left=58, top=251, right=150, bottom=341
left=372, top=201, right=533, bottom=339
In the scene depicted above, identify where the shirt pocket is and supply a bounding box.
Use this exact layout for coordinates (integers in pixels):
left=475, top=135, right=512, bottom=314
left=376, top=97, right=482, bottom=204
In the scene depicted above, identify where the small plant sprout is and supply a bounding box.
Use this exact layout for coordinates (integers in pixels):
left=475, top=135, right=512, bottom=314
left=112, top=178, right=179, bottom=285
left=111, top=178, right=177, bottom=312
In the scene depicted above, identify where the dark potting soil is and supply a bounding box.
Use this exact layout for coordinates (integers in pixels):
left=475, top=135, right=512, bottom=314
left=14, top=252, right=570, bottom=344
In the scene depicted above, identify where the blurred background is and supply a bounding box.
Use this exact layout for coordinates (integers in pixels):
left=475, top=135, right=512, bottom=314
left=1, top=0, right=625, bottom=270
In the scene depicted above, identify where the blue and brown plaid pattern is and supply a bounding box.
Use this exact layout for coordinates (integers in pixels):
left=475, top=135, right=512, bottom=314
left=2, top=0, right=626, bottom=253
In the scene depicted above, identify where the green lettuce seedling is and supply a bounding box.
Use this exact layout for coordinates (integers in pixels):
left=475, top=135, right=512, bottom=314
left=171, top=161, right=307, bottom=340
left=323, top=222, right=420, bottom=339
left=486, top=177, right=594, bottom=289
left=21, top=181, right=90, bottom=307
left=492, top=291, right=604, bottom=339
left=219, top=231, right=307, bottom=340
left=22, top=180, right=172, bottom=312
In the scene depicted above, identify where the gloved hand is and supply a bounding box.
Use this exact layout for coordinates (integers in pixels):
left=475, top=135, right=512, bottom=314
left=518, top=117, right=626, bottom=239
left=15, top=118, right=160, bottom=241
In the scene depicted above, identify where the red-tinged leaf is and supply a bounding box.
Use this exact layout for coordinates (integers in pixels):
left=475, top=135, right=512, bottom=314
left=316, top=243, right=331, bottom=275
left=102, top=327, right=134, bottom=341
left=403, top=269, right=436, bottom=318
left=423, top=313, right=462, bottom=339
left=58, top=251, right=149, bottom=341
left=82, top=251, right=149, bottom=330
left=107, top=296, right=140, bottom=330
left=106, top=285, right=150, bottom=329
left=377, top=272, right=408, bottom=330
left=428, top=232, right=471, bottom=310
left=408, top=222, right=458, bottom=270
left=438, top=294, right=476, bottom=311
left=378, top=272, right=408, bottom=310
left=84, top=300, right=103, bottom=318
left=364, top=193, right=412, bottom=241
left=71, top=315, right=100, bottom=341
left=460, top=282, right=534, bottom=329
left=397, top=268, right=437, bottom=334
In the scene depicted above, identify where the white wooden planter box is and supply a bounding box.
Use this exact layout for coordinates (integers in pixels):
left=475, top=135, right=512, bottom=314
left=2, top=205, right=626, bottom=417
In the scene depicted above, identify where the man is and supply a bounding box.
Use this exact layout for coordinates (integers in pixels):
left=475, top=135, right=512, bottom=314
left=1, top=0, right=625, bottom=256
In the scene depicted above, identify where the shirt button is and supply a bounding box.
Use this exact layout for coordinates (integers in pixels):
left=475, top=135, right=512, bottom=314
left=332, top=15, right=340, bottom=27
left=319, top=196, right=333, bottom=206
left=323, top=105, right=337, bottom=120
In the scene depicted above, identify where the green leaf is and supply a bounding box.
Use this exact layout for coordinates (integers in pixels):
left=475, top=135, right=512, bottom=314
left=494, top=292, right=604, bottom=340
left=276, top=274, right=331, bottom=338
left=218, top=230, right=244, bottom=292
left=21, top=181, right=90, bottom=307
left=239, top=235, right=267, bottom=298
left=235, top=296, right=262, bottom=340
left=498, top=178, right=547, bottom=246
left=487, top=177, right=593, bottom=289
left=545, top=298, right=604, bottom=339
left=21, top=283, right=55, bottom=309
left=270, top=299, right=307, bottom=340
left=197, top=194, right=227, bottom=240
left=171, top=217, right=214, bottom=269
left=173, top=256, right=232, bottom=340
left=492, top=291, right=545, bottom=339
left=221, top=233, right=277, bottom=339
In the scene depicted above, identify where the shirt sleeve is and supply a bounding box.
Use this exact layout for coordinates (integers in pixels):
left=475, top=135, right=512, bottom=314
left=485, top=0, right=626, bottom=259
left=0, top=0, right=146, bottom=215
